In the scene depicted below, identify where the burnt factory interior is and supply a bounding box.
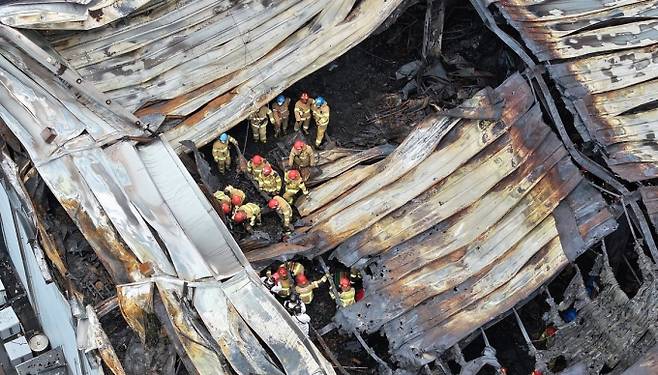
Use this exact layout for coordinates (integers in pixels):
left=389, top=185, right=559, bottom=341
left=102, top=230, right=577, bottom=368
left=0, top=0, right=656, bottom=375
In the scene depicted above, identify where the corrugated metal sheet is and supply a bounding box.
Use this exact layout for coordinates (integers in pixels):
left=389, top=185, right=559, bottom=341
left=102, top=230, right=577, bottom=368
left=640, top=185, right=658, bottom=230
left=26, top=0, right=406, bottom=151
left=623, top=344, right=658, bottom=375
left=0, top=25, right=335, bottom=374
left=265, top=73, right=616, bottom=369
left=0, top=0, right=154, bottom=30
left=495, top=0, right=658, bottom=181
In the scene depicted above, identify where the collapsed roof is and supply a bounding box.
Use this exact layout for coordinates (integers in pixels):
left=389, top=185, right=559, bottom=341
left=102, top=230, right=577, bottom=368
left=0, top=0, right=658, bottom=374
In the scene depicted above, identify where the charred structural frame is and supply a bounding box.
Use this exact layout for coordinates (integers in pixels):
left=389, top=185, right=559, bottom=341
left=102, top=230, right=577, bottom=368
left=0, top=0, right=656, bottom=375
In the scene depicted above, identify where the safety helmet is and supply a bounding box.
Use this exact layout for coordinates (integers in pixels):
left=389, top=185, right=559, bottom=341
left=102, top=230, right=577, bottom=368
left=294, top=140, right=305, bottom=151
left=315, top=96, right=326, bottom=106
left=531, top=370, right=543, bottom=375
left=287, top=169, right=300, bottom=180
left=231, top=194, right=243, bottom=206
left=300, top=92, right=309, bottom=101
left=220, top=202, right=231, bottom=214
left=251, top=154, right=263, bottom=165
left=339, top=277, right=350, bottom=289
left=277, top=266, right=288, bottom=277
left=296, top=273, right=308, bottom=285
left=268, top=199, right=279, bottom=209
left=276, top=95, right=285, bottom=105
left=219, top=133, right=228, bottom=142
left=263, top=165, right=272, bottom=176
left=233, top=210, right=246, bottom=223
left=544, top=326, right=557, bottom=337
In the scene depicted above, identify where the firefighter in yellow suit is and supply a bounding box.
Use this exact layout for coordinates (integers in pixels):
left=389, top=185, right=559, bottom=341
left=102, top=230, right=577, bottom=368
left=211, top=133, right=239, bottom=173
left=249, top=105, right=274, bottom=143
left=257, top=165, right=282, bottom=195
left=311, top=96, right=330, bottom=147
left=272, top=95, right=290, bottom=136
left=268, top=196, right=293, bottom=232
left=294, top=92, right=314, bottom=134
left=283, top=169, right=308, bottom=204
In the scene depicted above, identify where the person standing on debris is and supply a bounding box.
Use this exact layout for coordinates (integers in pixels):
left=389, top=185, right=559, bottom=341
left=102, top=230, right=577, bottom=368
left=276, top=266, right=293, bottom=298
left=311, top=96, right=330, bottom=147
left=271, top=95, right=290, bottom=137
left=249, top=105, right=275, bottom=143
left=332, top=277, right=356, bottom=307
left=268, top=196, right=293, bottom=232
left=224, top=185, right=246, bottom=210
left=257, top=165, right=282, bottom=195
left=283, top=169, right=308, bottom=203
left=211, top=133, right=239, bottom=174
left=288, top=140, right=316, bottom=181
left=247, top=154, right=270, bottom=180
left=295, top=273, right=327, bottom=304
left=212, top=190, right=232, bottom=216
left=232, top=202, right=261, bottom=229
left=294, top=92, right=314, bottom=134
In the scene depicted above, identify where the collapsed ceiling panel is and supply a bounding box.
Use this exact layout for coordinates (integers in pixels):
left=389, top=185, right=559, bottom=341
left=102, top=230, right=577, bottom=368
left=253, top=73, right=617, bottom=370
left=495, top=0, right=658, bottom=181
left=0, top=0, right=154, bottom=30
left=0, top=23, right=335, bottom=374
left=32, top=0, right=407, bottom=151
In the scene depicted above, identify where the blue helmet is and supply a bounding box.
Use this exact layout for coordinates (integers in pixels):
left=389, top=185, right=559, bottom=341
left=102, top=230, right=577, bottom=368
left=276, top=95, right=285, bottom=105
left=219, top=133, right=228, bottom=142
left=315, top=96, right=326, bottom=106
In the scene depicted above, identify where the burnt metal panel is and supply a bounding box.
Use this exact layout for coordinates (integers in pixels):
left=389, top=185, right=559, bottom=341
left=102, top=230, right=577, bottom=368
left=279, top=74, right=616, bottom=370
left=640, top=185, right=658, bottom=230
left=496, top=0, right=658, bottom=181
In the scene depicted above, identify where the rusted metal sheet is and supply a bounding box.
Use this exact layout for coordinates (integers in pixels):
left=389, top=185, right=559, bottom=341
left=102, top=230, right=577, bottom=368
left=640, top=185, right=658, bottom=230
left=269, top=74, right=616, bottom=370
left=28, top=0, right=405, bottom=151
left=308, top=143, right=395, bottom=186
left=0, top=1, right=153, bottom=30
left=193, top=284, right=284, bottom=375
left=0, top=24, right=336, bottom=374
left=222, top=270, right=334, bottom=375
left=495, top=0, right=658, bottom=182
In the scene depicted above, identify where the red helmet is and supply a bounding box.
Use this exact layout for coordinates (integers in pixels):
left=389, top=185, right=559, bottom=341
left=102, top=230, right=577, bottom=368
left=544, top=326, right=557, bottom=337
left=288, top=170, right=300, bottom=180
left=294, top=140, right=305, bottom=151
left=268, top=199, right=279, bottom=209
left=220, top=202, right=231, bottom=214
left=498, top=368, right=508, bottom=375
left=277, top=266, right=288, bottom=277
left=300, top=92, right=309, bottom=101
left=231, top=194, right=243, bottom=206
left=296, top=273, right=308, bottom=285
left=233, top=211, right=246, bottom=223
left=339, top=277, right=350, bottom=289
left=251, top=154, right=263, bottom=165
left=263, top=165, right=272, bottom=176
left=531, top=370, right=543, bottom=375
left=355, top=288, right=366, bottom=301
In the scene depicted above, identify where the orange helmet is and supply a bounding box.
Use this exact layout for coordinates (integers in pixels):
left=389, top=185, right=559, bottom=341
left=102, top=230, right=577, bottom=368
left=296, top=273, right=308, bottom=285
left=294, top=140, right=304, bottom=151
left=268, top=199, right=279, bottom=209
left=251, top=154, right=263, bottom=165
left=231, top=194, right=243, bottom=206
left=300, top=92, right=309, bottom=101
left=339, top=277, right=350, bottom=289
left=220, top=202, right=231, bottom=214
left=233, top=211, right=247, bottom=223
left=263, top=165, right=272, bottom=176
left=287, top=169, right=300, bottom=180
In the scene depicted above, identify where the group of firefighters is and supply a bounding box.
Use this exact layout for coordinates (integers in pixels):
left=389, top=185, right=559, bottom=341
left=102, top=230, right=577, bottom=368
left=210, top=92, right=327, bottom=233
left=247, top=92, right=330, bottom=147
left=260, top=261, right=365, bottom=335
